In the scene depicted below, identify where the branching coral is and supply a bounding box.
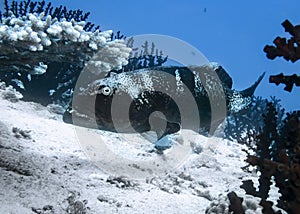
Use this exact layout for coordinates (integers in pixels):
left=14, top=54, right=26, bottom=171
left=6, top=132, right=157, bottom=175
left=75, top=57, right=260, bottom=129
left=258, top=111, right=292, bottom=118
left=113, top=38, right=168, bottom=73
left=0, top=12, right=130, bottom=74
left=264, top=20, right=300, bottom=63
left=264, top=19, right=300, bottom=92
left=1, top=0, right=100, bottom=31
left=230, top=109, right=300, bottom=213
left=269, top=73, right=300, bottom=92
left=0, top=1, right=167, bottom=106
left=228, top=19, right=300, bottom=214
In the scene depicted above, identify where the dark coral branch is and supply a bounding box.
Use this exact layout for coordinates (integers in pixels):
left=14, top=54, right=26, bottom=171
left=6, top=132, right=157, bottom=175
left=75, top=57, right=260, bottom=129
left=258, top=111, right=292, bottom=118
left=108, top=40, right=168, bottom=76
left=4, top=0, right=10, bottom=17
left=264, top=20, right=300, bottom=63
left=23, top=0, right=31, bottom=15
left=264, top=19, right=300, bottom=92
left=227, top=192, right=245, bottom=214
left=36, top=0, right=45, bottom=14
left=269, top=73, right=300, bottom=92
left=11, top=1, right=18, bottom=17
left=111, top=31, right=125, bottom=40
left=29, top=1, right=37, bottom=13
left=43, top=2, right=51, bottom=16
left=259, top=199, right=282, bottom=214
left=240, top=109, right=300, bottom=213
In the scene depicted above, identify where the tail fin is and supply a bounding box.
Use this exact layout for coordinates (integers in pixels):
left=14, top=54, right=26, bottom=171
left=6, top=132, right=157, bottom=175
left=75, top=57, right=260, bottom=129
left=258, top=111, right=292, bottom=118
left=239, top=72, right=265, bottom=97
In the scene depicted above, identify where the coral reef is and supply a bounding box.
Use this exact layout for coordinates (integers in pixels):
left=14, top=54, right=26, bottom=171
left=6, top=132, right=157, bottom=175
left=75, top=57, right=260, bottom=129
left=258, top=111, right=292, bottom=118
left=0, top=1, right=167, bottom=106
left=0, top=0, right=131, bottom=106
left=230, top=107, right=300, bottom=213
left=0, top=11, right=129, bottom=74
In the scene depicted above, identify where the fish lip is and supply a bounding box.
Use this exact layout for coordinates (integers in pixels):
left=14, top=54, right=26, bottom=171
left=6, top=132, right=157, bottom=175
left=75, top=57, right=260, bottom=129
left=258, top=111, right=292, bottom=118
left=64, top=107, right=114, bottom=131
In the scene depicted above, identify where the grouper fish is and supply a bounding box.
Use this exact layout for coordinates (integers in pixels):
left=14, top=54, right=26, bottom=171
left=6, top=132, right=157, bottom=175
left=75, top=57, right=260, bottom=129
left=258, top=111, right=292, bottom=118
left=63, top=63, right=265, bottom=150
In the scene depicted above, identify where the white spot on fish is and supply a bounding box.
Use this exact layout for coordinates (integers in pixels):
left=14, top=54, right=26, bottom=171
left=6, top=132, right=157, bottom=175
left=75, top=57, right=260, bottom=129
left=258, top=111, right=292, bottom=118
left=229, top=91, right=251, bottom=112
left=115, top=71, right=155, bottom=99
left=175, top=69, right=184, bottom=94
left=193, top=71, right=205, bottom=96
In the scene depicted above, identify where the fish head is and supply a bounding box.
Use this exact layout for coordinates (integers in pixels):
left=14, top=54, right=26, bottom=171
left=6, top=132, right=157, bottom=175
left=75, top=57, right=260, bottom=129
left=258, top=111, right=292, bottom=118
left=63, top=71, right=151, bottom=132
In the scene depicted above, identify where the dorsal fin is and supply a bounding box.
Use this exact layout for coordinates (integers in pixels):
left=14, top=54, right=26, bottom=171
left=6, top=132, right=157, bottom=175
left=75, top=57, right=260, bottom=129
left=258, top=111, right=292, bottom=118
left=214, top=65, right=233, bottom=89
left=239, top=72, right=266, bottom=97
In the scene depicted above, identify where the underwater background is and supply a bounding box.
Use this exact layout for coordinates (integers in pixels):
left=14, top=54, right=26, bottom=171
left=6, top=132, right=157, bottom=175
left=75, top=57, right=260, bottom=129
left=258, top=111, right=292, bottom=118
left=0, top=1, right=300, bottom=213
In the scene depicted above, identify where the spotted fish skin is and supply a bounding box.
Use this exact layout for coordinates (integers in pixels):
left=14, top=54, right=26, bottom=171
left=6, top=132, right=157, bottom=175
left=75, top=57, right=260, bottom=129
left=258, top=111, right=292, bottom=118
left=63, top=63, right=265, bottom=138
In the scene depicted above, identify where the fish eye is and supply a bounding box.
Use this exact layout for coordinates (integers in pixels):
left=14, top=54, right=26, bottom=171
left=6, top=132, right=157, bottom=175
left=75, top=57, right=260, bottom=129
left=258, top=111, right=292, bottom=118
left=101, top=86, right=112, bottom=96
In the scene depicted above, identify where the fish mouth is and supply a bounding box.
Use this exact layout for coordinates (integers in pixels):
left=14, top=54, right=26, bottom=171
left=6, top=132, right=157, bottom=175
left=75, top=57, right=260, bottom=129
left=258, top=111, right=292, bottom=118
left=63, top=108, right=135, bottom=133
left=63, top=108, right=115, bottom=131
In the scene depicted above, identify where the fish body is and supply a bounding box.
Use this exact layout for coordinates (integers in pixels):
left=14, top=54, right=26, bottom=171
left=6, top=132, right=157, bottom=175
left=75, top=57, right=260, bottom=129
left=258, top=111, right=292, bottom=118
left=63, top=63, right=265, bottom=145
